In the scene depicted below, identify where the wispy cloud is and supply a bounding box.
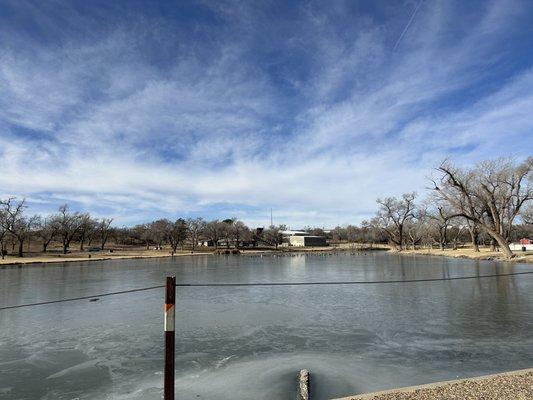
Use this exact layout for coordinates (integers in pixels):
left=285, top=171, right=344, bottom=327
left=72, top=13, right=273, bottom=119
left=0, top=0, right=532, bottom=227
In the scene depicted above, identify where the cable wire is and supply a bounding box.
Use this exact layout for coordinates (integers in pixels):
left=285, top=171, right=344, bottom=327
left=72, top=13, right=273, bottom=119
left=175, top=271, right=533, bottom=286
left=1, top=271, right=532, bottom=311
left=0, top=285, right=164, bottom=310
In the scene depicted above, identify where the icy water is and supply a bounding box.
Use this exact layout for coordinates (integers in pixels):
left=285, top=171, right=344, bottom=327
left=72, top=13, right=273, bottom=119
left=0, top=252, right=532, bottom=400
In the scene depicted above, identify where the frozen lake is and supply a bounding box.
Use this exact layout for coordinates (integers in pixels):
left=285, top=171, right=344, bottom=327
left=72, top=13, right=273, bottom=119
left=1, top=252, right=532, bottom=400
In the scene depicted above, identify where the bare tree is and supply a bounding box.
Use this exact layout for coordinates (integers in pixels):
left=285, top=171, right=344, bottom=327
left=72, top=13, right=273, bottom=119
left=221, top=219, right=234, bottom=248
left=0, top=210, right=7, bottom=259
left=133, top=223, right=152, bottom=249
left=150, top=220, right=168, bottom=249
left=521, top=203, right=533, bottom=225
left=510, top=218, right=533, bottom=242
left=230, top=220, right=251, bottom=248
left=36, top=215, right=61, bottom=252
left=98, top=218, right=114, bottom=250
left=164, top=218, right=187, bottom=254
left=204, top=220, right=223, bottom=249
left=262, top=225, right=282, bottom=248
left=0, top=198, right=39, bottom=257
left=372, top=193, right=417, bottom=250
left=78, top=214, right=97, bottom=251
left=360, top=220, right=385, bottom=246
left=423, top=199, right=453, bottom=251
left=57, top=204, right=82, bottom=254
left=330, top=226, right=346, bottom=243
left=466, top=219, right=480, bottom=252
left=485, top=159, right=532, bottom=242
left=345, top=225, right=357, bottom=244
left=404, top=210, right=428, bottom=250
left=186, top=218, right=206, bottom=251
left=433, top=158, right=532, bottom=258
left=448, top=219, right=467, bottom=250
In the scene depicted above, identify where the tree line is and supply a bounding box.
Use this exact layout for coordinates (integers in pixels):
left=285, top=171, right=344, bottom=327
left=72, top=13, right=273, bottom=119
left=0, top=200, right=284, bottom=258
left=0, top=157, right=531, bottom=259
left=367, top=157, right=532, bottom=258
left=0, top=200, right=114, bottom=258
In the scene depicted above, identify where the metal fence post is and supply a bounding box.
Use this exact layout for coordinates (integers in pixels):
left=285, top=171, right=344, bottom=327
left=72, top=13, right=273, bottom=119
left=164, top=276, right=176, bottom=400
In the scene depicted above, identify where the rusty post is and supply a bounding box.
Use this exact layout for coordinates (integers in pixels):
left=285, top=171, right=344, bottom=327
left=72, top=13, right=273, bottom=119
left=164, top=276, right=176, bottom=400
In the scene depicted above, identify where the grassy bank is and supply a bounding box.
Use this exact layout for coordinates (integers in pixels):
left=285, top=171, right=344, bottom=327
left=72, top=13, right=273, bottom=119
left=396, top=246, right=533, bottom=263
left=0, top=248, right=213, bottom=267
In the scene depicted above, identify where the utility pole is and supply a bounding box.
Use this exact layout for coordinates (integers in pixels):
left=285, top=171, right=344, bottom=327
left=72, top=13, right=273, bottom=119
left=270, top=208, right=273, bottom=227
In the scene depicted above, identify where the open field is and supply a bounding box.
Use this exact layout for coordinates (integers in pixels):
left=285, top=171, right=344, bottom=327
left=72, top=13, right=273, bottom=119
left=336, top=368, right=533, bottom=400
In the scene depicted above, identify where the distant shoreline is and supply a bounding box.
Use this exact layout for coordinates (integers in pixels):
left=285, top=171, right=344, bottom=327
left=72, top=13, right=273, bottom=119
left=0, top=251, right=213, bottom=268
left=1, top=244, right=531, bottom=268
left=0, top=246, right=384, bottom=268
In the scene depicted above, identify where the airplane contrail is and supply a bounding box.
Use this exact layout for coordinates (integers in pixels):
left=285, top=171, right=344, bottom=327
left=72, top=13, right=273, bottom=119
left=393, top=0, right=424, bottom=51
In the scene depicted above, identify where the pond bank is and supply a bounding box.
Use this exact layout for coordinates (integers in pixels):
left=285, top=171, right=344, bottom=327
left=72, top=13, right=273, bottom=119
left=0, top=250, right=212, bottom=267
left=335, top=368, right=533, bottom=400
left=0, top=246, right=389, bottom=267
left=395, top=246, right=533, bottom=263
left=2, top=245, right=531, bottom=268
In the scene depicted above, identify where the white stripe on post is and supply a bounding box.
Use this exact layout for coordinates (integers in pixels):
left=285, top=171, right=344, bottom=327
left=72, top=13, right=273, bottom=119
left=164, top=303, right=175, bottom=332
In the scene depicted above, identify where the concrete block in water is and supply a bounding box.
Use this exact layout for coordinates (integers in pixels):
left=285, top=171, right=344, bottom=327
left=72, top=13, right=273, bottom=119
left=297, top=369, right=309, bottom=400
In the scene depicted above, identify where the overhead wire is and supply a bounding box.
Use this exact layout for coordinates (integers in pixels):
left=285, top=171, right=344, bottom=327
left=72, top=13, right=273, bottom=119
left=1, top=270, right=532, bottom=311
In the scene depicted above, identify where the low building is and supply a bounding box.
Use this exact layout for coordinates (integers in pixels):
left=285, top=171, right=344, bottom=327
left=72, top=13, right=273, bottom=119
left=279, top=230, right=328, bottom=247
left=288, top=235, right=327, bottom=247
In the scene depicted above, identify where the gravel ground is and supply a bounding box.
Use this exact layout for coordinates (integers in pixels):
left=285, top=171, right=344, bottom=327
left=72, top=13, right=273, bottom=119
left=338, top=369, right=533, bottom=400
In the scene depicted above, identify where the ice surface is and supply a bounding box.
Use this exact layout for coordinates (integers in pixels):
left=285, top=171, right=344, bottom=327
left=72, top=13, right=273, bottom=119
left=1, top=253, right=532, bottom=399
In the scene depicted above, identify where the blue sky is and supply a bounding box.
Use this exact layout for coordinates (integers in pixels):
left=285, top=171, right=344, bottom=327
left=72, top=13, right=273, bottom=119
left=1, top=0, right=532, bottom=228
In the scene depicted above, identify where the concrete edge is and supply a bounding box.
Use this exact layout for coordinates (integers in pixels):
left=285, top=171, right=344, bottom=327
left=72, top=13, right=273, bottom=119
left=333, top=368, right=533, bottom=399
